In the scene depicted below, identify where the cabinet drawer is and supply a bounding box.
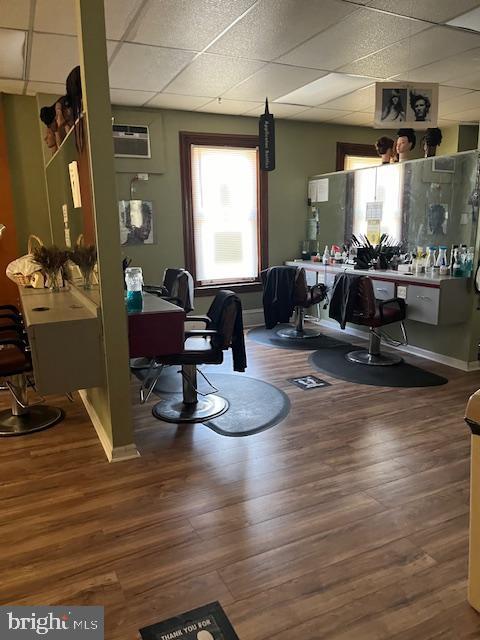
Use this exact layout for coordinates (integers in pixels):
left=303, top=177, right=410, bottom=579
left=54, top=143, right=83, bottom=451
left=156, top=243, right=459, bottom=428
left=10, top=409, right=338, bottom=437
left=406, top=285, right=440, bottom=325
left=371, top=280, right=395, bottom=301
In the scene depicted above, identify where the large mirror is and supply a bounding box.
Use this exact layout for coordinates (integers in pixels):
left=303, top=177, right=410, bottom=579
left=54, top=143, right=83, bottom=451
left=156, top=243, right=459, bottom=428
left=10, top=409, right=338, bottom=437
left=310, top=149, right=479, bottom=252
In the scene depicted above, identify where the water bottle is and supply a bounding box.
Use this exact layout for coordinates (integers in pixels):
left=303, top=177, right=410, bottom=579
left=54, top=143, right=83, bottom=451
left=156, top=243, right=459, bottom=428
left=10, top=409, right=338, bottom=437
left=125, top=266, right=143, bottom=311
left=435, top=246, right=448, bottom=276
left=425, top=246, right=436, bottom=275
left=453, top=249, right=464, bottom=277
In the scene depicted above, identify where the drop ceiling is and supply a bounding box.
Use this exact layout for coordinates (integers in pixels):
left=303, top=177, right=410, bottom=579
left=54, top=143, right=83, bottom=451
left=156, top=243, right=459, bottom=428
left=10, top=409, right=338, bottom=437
left=2, top=0, right=480, bottom=126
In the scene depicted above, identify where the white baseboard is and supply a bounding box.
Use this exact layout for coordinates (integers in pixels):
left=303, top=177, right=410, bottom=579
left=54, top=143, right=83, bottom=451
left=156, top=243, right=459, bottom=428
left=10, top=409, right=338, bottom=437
left=79, top=390, right=140, bottom=462
left=317, top=318, right=479, bottom=372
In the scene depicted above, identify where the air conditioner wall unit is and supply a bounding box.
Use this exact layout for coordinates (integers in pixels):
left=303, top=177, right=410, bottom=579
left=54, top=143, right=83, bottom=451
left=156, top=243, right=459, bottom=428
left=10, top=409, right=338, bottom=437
left=113, top=124, right=151, bottom=158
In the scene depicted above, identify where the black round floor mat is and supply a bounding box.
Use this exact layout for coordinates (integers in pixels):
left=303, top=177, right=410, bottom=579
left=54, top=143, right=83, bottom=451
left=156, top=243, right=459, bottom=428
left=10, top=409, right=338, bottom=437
left=134, top=369, right=290, bottom=436
left=309, top=344, right=448, bottom=388
left=248, top=324, right=348, bottom=350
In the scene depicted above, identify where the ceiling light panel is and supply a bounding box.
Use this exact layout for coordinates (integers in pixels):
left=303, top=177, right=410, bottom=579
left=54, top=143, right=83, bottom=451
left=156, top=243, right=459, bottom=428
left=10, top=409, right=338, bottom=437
left=29, top=33, right=78, bottom=83
left=108, top=43, right=195, bottom=92
left=165, top=53, right=264, bottom=97
left=145, top=94, right=212, bottom=110
left=223, top=64, right=327, bottom=102
left=110, top=88, right=157, bottom=107
left=447, top=5, right=480, bottom=31
left=209, top=0, right=357, bottom=61
left=367, top=0, right=480, bottom=23
left=0, top=0, right=30, bottom=29
left=319, top=84, right=375, bottom=110
left=0, top=28, right=26, bottom=79
left=275, top=73, right=374, bottom=107
left=131, top=0, right=256, bottom=50
left=340, top=26, right=480, bottom=79
left=198, top=99, right=263, bottom=115
left=278, top=9, right=427, bottom=71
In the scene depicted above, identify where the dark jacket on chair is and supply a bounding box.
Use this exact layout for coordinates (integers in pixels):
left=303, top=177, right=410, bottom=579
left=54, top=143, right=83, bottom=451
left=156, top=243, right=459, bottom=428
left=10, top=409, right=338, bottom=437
left=261, top=266, right=297, bottom=329
left=208, top=290, right=247, bottom=372
left=329, top=273, right=361, bottom=330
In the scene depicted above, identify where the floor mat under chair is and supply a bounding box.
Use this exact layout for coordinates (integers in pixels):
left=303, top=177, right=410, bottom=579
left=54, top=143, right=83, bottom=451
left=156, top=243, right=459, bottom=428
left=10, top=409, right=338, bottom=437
left=309, top=344, right=448, bottom=388
left=248, top=324, right=348, bottom=350
left=133, top=368, right=290, bottom=436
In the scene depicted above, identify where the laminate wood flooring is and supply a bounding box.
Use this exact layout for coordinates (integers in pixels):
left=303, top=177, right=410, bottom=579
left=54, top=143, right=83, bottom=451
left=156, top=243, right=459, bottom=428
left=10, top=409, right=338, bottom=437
left=1, top=329, right=479, bottom=639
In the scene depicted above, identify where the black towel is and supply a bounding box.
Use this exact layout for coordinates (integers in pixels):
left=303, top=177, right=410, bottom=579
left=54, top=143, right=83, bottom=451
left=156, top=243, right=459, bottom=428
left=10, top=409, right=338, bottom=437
left=208, top=290, right=247, bottom=372
left=261, top=266, right=297, bottom=329
left=329, top=273, right=361, bottom=329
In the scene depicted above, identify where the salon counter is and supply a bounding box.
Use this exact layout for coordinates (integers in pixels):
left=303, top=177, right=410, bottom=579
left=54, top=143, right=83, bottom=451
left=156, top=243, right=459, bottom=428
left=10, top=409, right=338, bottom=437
left=286, top=260, right=470, bottom=326
left=18, top=285, right=104, bottom=394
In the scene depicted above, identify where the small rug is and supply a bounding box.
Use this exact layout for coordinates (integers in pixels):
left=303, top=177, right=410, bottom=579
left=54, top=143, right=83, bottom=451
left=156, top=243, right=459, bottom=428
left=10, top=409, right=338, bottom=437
left=248, top=324, right=347, bottom=351
left=309, top=344, right=448, bottom=388
left=134, top=368, right=290, bottom=436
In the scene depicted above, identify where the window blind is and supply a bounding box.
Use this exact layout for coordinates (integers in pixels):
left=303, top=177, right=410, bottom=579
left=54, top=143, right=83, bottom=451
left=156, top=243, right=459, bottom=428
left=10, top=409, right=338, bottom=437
left=191, top=144, right=259, bottom=285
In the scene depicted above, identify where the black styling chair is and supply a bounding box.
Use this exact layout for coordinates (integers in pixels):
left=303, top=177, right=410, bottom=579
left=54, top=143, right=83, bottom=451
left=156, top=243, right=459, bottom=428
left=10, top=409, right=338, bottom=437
left=261, top=266, right=327, bottom=339
left=330, top=274, right=407, bottom=366
left=151, top=290, right=246, bottom=424
left=0, top=324, right=63, bottom=435
left=132, top=268, right=194, bottom=371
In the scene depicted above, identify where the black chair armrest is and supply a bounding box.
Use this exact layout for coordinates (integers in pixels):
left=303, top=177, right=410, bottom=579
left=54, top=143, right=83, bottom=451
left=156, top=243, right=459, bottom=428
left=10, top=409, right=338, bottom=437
left=0, top=313, right=21, bottom=323
left=0, top=337, right=26, bottom=349
left=185, top=315, right=212, bottom=327
left=185, top=329, right=218, bottom=339
left=0, top=305, right=20, bottom=314
left=143, top=284, right=169, bottom=296
left=378, top=297, right=406, bottom=321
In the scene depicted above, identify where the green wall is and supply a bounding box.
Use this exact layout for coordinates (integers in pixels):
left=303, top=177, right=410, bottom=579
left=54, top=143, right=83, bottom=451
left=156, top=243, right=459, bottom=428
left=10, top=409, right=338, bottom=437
left=3, top=94, right=51, bottom=252
left=113, top=106, right=396, bottom=312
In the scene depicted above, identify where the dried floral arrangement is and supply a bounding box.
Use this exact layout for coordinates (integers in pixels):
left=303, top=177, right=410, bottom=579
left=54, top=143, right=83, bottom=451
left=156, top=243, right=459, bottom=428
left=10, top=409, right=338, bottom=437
left=69, top=243, right=97, bottom=272
left=32, top=245, right=71, bottom=290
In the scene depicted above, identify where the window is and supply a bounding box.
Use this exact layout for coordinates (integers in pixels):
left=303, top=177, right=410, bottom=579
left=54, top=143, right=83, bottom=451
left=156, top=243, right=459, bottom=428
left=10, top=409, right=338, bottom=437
left=180, top=132, right=268, bottom=293
left=336, top=142, right=380, bottom=171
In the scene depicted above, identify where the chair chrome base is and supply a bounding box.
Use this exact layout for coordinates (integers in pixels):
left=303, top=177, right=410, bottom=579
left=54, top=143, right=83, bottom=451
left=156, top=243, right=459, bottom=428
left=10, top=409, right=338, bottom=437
left=152, top=394, right=228, bottom=423
left=346, top=350, right=403, bottom=366
left=0, top=405, right=64, bottom=436
left=130, top=357, right=159, bottom=370
left=276, top=326, right=322, bottom=339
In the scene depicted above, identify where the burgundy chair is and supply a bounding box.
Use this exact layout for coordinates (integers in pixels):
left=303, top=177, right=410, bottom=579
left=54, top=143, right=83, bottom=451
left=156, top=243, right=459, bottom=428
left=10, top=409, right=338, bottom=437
left=346, top=276, right=407, bottom=366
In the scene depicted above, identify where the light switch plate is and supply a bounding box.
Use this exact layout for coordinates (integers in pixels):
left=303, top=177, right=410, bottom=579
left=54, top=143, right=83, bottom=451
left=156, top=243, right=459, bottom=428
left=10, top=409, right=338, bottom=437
left=397, top=285, right=407, bottom=299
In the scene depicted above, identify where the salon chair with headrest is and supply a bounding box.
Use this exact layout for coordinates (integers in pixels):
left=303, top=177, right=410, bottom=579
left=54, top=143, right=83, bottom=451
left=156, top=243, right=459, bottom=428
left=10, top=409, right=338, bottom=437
left=150, top=290, right=246, bottom=423
left=330, top=273, right=407, bottom=366
left=261, top=265, right=327, bottom=339
left=144, top=268, right=194, bottom=312
left=0, top=324, right=63, bottom=435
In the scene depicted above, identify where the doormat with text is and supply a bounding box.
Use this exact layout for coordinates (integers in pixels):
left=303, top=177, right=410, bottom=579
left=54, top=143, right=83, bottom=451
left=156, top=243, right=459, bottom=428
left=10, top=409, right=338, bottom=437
left=288, top=375, right=331, bottom=390
left=139, top=602, right=239, bottom=640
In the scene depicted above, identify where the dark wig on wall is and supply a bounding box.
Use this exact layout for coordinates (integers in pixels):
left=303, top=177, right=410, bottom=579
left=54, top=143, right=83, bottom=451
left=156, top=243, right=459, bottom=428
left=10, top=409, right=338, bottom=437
left=66, top=65, right=83, bottom=151
left=424, top=127, right=442, bottom=147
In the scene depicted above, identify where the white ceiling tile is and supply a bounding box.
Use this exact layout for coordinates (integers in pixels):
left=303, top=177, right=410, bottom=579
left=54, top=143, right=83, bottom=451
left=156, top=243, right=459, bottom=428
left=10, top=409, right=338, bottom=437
left=367, top=0, right=480, bottom=23
left=330, top=111, right=374, bottom=126
left=0, top=78, right=24, bottom=93
left=108, top=43, right=195, bottom=92
left=340, top=26, right=480, bottom=79
left=26, top=81, right=65, bottom=96
left=243, top=102, right=310, bottom=118
left=145, top=93, right=212, bottom=110
left=110, top=88, right=156, bottom=106
left=34, top=0, right=76, bottom=35
left=441, top=107, right=480, bottom=122
left=104, top=0, right=144, bottom=40
left=389, top=49, right=480, bottom=84
left=223, top=64, right=327, bottom=102
left=448, top=6, right=480, bottom=30
left=320, top=84, right=375, bottom=110
left=438, top=86, right=475, bottom=101
left=278, top=9, right=427, bottom=71
left=131, top=0, right=256, bottom=50
left=0, top=0, right=30, bottom=29
left=276, top=73, right=374, bottom=107
left=165, top=53, right=263, bottom=97
left=290, top=107, right=349, bottom=122
left=209, top=0, right=357, bottom=61
left=0, top=28, right=26, bottom=79
left=444, top=71, right=480, bottom=90
left=29, top=33, right=78, bottom=83
left=198, top=98, right=262, bottom=115
left=440, top=91, right=480, bottom=114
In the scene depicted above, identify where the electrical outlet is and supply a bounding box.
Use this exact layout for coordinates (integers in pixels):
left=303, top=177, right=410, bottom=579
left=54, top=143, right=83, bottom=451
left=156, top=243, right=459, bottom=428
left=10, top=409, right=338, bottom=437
left=137, top=173, right=149, bottom=181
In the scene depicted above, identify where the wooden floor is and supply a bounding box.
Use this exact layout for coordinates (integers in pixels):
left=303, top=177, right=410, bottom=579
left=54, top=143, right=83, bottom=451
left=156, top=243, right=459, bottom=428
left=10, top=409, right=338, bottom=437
left=1, top=328, right=480, bottom=639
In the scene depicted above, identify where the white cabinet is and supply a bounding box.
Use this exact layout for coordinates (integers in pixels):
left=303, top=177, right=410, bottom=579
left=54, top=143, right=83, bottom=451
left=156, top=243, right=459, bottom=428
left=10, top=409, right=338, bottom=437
left=406, top=285, right=440, bottom=325
left=371, top=279, right=395, bottom=301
